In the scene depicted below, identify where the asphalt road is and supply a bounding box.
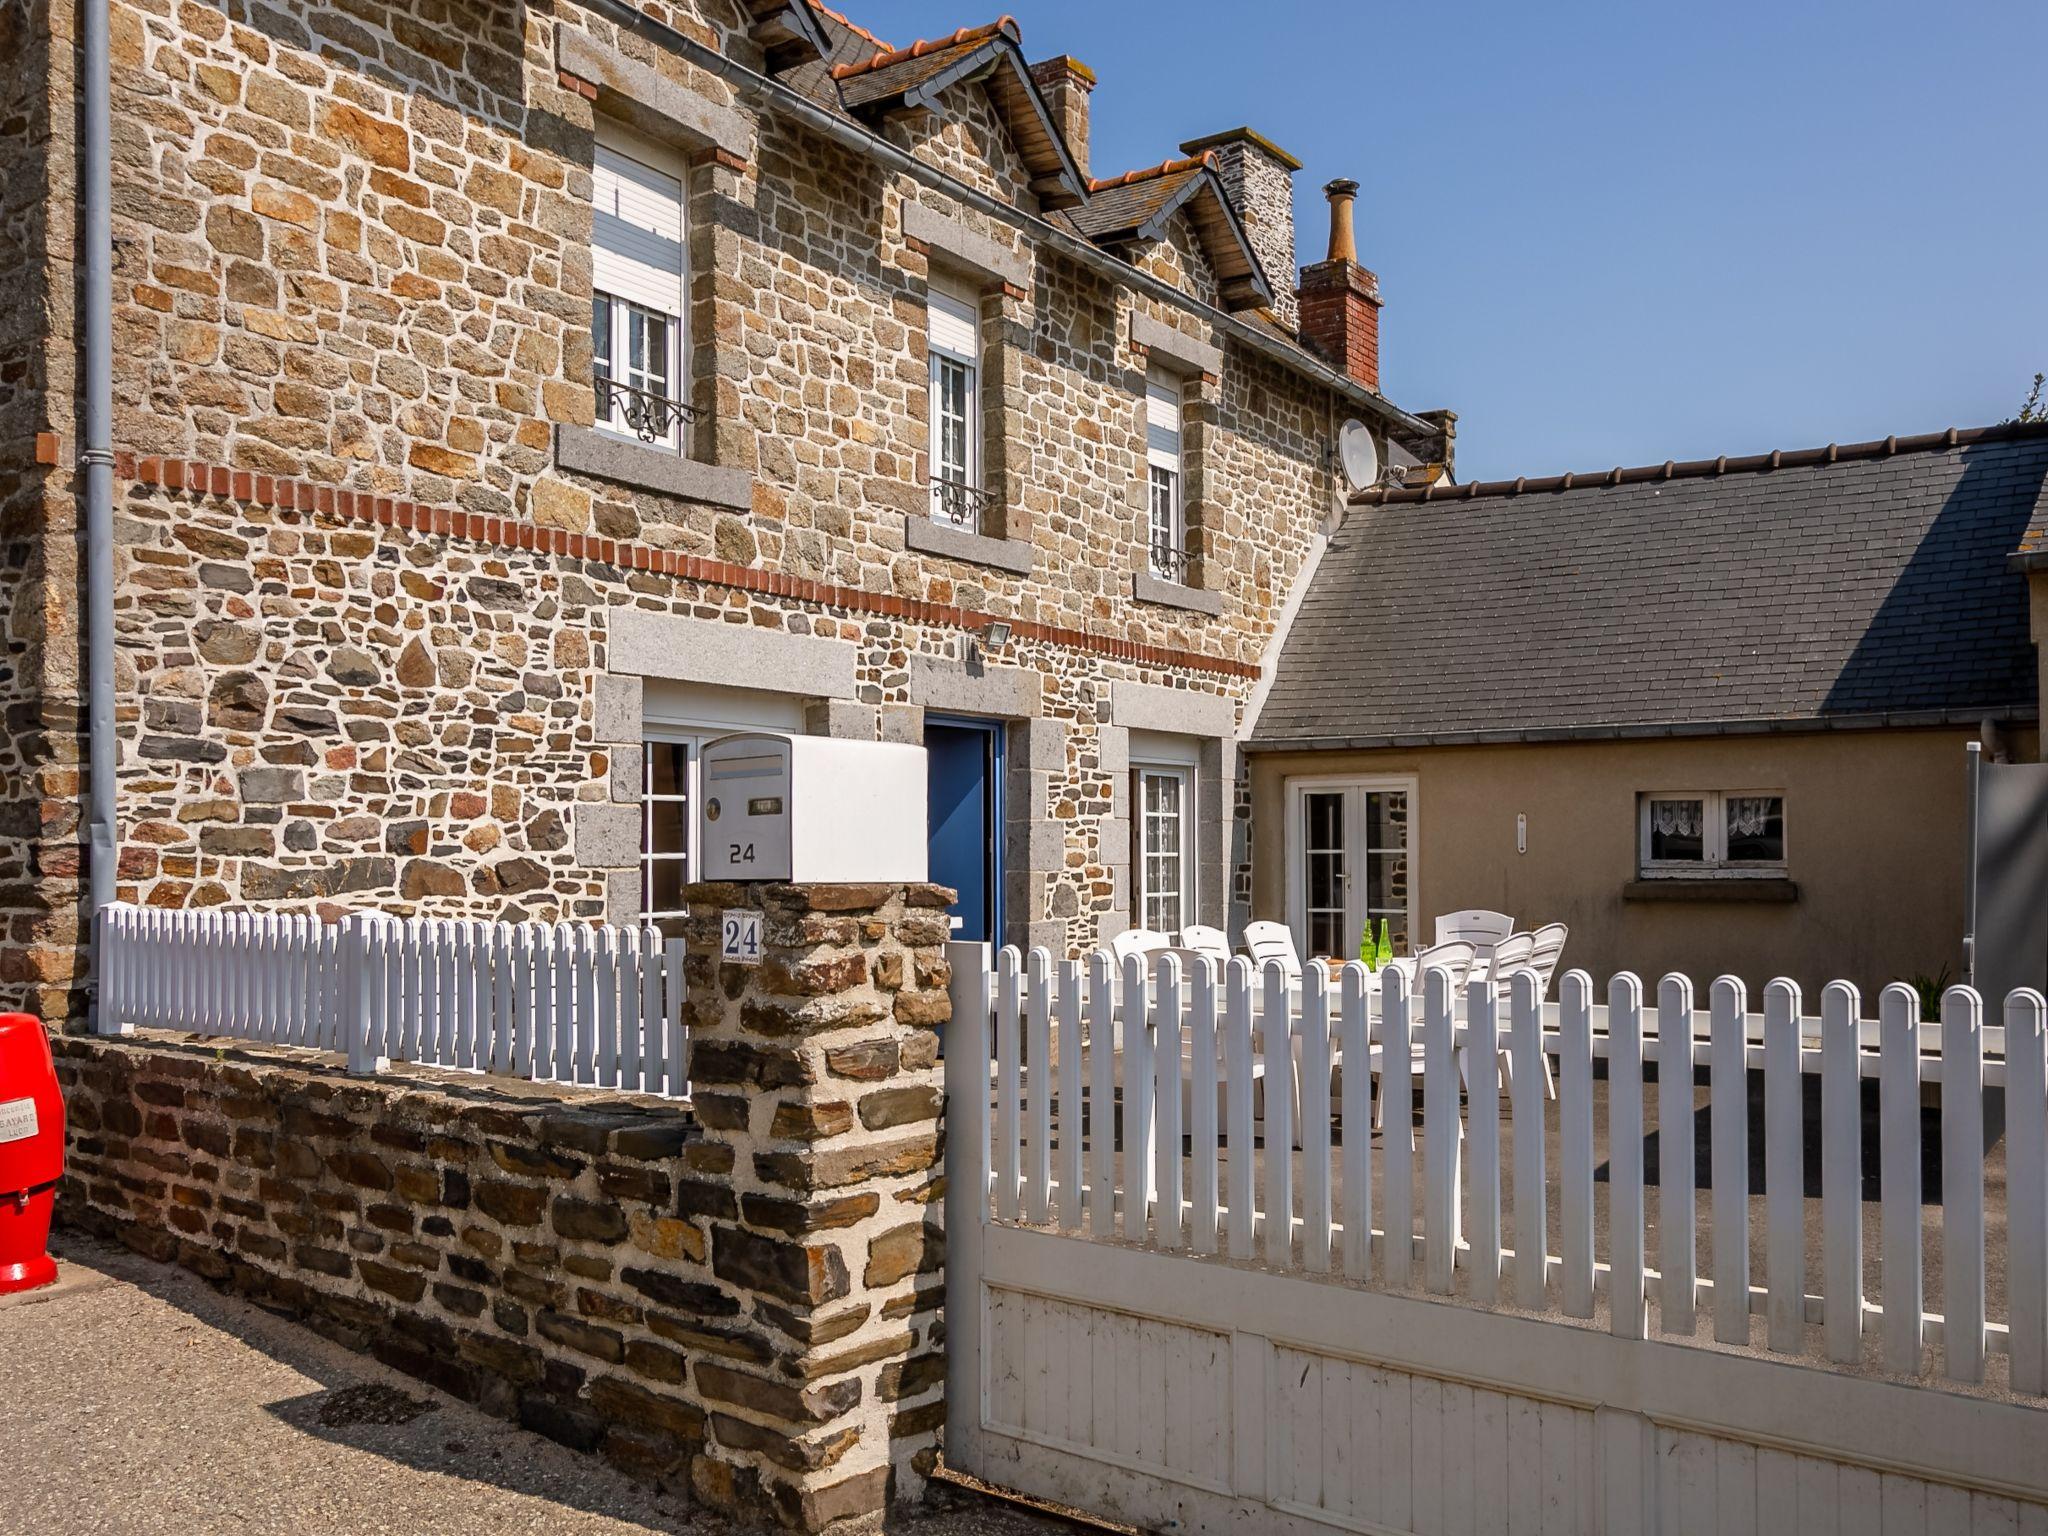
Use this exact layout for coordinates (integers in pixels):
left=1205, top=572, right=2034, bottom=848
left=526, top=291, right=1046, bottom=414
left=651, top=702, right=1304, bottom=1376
left=0, top=1232, right=1073, bottom=1536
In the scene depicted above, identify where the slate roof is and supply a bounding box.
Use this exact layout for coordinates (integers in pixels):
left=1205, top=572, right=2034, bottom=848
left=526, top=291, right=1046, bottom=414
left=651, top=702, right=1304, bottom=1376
left=1062, top=156, right=1272, bottom=309
left=1250, top=424, right=2048, bottom=751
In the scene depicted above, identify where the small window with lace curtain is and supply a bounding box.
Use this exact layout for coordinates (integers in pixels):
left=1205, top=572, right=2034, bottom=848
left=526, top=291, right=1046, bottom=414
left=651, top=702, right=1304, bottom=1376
left=1639, top=791, right=1785, bottom=876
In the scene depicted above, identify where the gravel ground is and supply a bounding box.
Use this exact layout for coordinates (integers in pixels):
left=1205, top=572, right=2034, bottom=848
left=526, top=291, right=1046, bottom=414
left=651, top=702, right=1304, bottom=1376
left=0, top=1232, right=1073, bottom=1536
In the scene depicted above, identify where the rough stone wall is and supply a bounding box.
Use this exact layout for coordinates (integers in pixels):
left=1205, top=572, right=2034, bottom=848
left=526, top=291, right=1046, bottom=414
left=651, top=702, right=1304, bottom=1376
left=677, top=880, right=951, bottom=1526
left=34, top=0, right=1360, bottom=963
left=56, top=877, right=951, bottom=1532
left=0, top=0, right=86, bottom=1022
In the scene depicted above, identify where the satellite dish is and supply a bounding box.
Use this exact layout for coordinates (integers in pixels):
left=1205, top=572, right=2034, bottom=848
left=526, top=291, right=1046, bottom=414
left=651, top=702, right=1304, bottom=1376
left=1337, top=418, right=1380, bottom=493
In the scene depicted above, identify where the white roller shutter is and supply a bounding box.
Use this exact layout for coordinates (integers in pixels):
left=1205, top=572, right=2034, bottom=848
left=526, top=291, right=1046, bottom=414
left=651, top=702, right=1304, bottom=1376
left=1147, top=374, right=1182, bottom=467
left=928, top=283, right=979, bottom=361
left=593, top=143, right=684, bottom=317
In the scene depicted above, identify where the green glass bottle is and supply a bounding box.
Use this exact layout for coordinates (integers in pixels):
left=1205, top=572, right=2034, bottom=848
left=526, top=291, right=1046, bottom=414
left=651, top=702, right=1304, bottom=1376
left=1359, top=922, right=1375, bottom=971
left=1376, top=918, right=1393, bottom=967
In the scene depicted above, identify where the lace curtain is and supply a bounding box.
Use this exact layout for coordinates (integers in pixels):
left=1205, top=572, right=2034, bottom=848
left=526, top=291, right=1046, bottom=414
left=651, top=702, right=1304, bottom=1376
left=1651, top=800, right=1702, bottom=838
left=1727, top=796, right=1778, bottom=837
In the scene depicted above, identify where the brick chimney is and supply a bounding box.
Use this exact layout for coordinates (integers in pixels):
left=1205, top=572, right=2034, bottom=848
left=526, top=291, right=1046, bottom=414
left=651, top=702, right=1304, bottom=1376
left=1180, top=127, right=1301, bottom=329
left=1297, top=178, right=1383, bottom=393
left=1029, top=55, right=1095, bottom=182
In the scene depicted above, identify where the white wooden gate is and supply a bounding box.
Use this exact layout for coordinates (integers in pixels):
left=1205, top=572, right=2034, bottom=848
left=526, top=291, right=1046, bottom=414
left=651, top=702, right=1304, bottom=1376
left=942, top=943, right=2048, bottom=1535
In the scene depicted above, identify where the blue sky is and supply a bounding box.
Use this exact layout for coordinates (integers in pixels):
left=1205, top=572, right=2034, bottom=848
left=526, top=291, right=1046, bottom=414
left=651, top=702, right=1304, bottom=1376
left=839, top=0, right=2048, bottom=481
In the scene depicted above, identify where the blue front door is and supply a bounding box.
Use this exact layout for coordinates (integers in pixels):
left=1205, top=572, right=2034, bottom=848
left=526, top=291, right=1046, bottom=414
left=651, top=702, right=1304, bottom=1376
left=925, top=718, right=1003, bottom=945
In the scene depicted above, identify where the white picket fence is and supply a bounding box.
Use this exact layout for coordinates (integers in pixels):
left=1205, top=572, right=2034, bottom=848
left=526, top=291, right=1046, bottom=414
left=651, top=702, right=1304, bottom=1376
left=958, top=947, right=2048, bottom=1394
left=95, top=902, right=688, bottom=1098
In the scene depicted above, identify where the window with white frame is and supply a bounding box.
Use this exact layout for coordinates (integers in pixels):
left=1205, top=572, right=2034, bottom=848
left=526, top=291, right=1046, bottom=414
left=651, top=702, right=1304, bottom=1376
left=1132, top=763, right=1195, bottom=934
left=1146, top=371, right=1185, bottom=580
left=592, top=127, right=689, bottom=452
left=1287, top=777, right=1415, bottom=962
left=1638, top=791, right=1786, bottom=877
left=927, top=277, right=982, bottom=528
left=641, top=736, right=695, bottom=933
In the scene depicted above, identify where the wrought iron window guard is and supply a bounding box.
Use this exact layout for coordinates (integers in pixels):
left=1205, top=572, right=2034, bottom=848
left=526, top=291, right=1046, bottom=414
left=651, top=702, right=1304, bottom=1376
left=597, top=376, right=699, bottom=445
left=930, top=476, right=997, bottom=532
left=1147, top=540, right=1194, bottom=581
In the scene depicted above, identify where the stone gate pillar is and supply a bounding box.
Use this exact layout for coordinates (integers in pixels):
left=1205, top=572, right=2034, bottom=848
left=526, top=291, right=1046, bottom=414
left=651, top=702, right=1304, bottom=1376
left=680, top=880, right=953, bottom=1531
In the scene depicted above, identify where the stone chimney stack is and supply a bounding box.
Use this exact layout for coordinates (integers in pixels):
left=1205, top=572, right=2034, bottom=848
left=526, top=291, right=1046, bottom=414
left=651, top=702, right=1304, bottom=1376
left=1179, top=128, right=1302, bottom=329
left=1296, top=177, right=1384, bottom=393
left=1029, top=55, right=1096, bottom=182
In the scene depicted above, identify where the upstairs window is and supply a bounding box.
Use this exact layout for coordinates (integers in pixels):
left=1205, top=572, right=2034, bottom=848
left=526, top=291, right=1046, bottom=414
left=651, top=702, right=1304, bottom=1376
left=928, top=278, right=983, bottom=529
left=592, top=128, right=689, bottom=452
left=1146, top=371, right=1186, bottom=581
left=1639, top=791, right=1787, bottom=877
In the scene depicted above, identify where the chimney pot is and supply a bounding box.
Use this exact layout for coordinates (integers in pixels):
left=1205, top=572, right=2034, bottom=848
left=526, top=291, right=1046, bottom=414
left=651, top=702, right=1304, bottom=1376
left=1296, top=176, right=1382, bottom=393
left=1322, top=178, right=1360, bottom=265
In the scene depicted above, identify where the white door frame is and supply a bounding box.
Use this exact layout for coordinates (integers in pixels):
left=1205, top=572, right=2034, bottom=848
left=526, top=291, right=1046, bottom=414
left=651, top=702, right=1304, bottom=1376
left=1282, top=773, right=1418, bottom=962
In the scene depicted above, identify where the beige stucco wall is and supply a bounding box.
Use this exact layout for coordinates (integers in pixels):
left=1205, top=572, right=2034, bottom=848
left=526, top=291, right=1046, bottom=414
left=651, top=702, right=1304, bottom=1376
left=1248, top=725, right=2035, bottom=1002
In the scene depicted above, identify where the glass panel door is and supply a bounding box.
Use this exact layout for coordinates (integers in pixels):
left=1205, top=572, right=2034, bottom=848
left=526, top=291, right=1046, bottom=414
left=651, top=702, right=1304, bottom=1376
left=1303, top=790, right=1349, bottom=961
left=1292, top=779, right=1416, bottom=963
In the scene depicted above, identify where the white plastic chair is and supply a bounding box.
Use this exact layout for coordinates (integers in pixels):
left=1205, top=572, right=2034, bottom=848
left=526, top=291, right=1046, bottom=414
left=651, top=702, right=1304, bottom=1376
left=1241, top=921, right=1302, bottom=978
left=1177, top=924, right=1231, bottom=964
left=1526, top=923, right=1568, bottom=999
left=1476, top=932, right=1535, bottom=995
left=1373, top=941, right=1477, bottom=1128
left=1433, top=909, right=1514, bottom=966
left=1109, top=928, right=1170, bottom=965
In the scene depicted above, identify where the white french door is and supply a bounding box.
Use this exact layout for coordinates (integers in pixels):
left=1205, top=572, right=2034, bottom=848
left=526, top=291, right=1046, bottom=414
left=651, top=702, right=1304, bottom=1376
left=1285, top=776, right=1416, bottom=963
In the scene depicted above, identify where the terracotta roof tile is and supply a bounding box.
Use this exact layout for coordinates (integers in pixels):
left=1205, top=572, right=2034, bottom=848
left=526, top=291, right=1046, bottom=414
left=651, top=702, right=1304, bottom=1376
left=1088, top=152, right=1215, bottom=192
left=829, top=17, right=1019, bottom=79
left=809, top=2, right=891, bottom=52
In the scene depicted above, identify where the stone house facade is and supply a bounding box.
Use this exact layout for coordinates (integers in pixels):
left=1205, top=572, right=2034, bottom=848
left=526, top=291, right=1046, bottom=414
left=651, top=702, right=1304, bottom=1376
left=3, top=0, right=1451, bottom=1022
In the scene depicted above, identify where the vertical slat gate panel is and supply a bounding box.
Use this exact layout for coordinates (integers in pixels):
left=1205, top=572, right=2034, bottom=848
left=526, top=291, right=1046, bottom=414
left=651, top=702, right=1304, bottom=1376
left=1880, top=982, right=1924, bottom=1377
left=1124, top=952, right=1156, bottom=1243
left=1154, top=956, right=1184, bottom=1250
left=666, top=937, right=689, bottom=1096
left=636, top=925, right=663, bottom=1095
left=511, top=924, right=537, bottom=1081
left=1559, top=971, right=1595, bottom=1318
left=437, top=919, right=461, bottom=1068
left=1765, top=979, right=1806, bottom=1354
left=1942, top=985, right=1985, bottom=1384
left=1223, top=959, right=1255, bottom=1259
left=995, top=947, right=1023, bottom=1225
left=1340, top=962, right=1372, bottom=1282
left=1658, top=975, right=1698, bottom=1335
left=1188, top=957, right=1220, bottom=1256
left=1821, top=981, right=1865, bottom=1366
left=1088, top=951, right=1117, bottom=1241
left=1466, top=974, right=1502, bottom=1306
left=1422, top=965, right=1460, bottom=1296
left=2006, top=988, right=2048, bottom=1396
left=573, top=924, right=599, bottom=1087
left=1300, top=963, right=1333, bottom=1275
left=614, top=925, right=641, bottom=1091
left=552, top=925, right=577, bottom=1081
left=1609, top=972, right=1646, bottom=1340
left=1511, top=971, right=1546, bottom=1310
left=595, top=925, right=621, bottom=1089
left=1026, top=947, right=1055, bottom=1226
left=454, top=919, right=479, bottom=1071
left=1056, top=958, right=1085, bottom=1232
left=1261, top=962, right=1293, bottom=1268
left=1711, top=976, right=1752, bottom=1346
left=1382, top=968, right=1415, bottom=1290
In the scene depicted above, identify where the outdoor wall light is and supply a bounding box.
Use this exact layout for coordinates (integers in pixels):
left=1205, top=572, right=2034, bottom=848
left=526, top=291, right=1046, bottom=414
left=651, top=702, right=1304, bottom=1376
left=983, top=620, right=1013, bottom=647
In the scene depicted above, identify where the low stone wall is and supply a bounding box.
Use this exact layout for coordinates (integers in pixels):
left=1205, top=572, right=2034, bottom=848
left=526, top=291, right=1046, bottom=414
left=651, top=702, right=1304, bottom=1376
left=55, top=881, right=952, bottom=1533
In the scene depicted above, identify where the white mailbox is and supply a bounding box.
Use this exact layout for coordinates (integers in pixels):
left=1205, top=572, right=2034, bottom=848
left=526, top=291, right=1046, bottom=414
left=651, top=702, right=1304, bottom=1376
left=698, top=733, right=929, bottom=884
